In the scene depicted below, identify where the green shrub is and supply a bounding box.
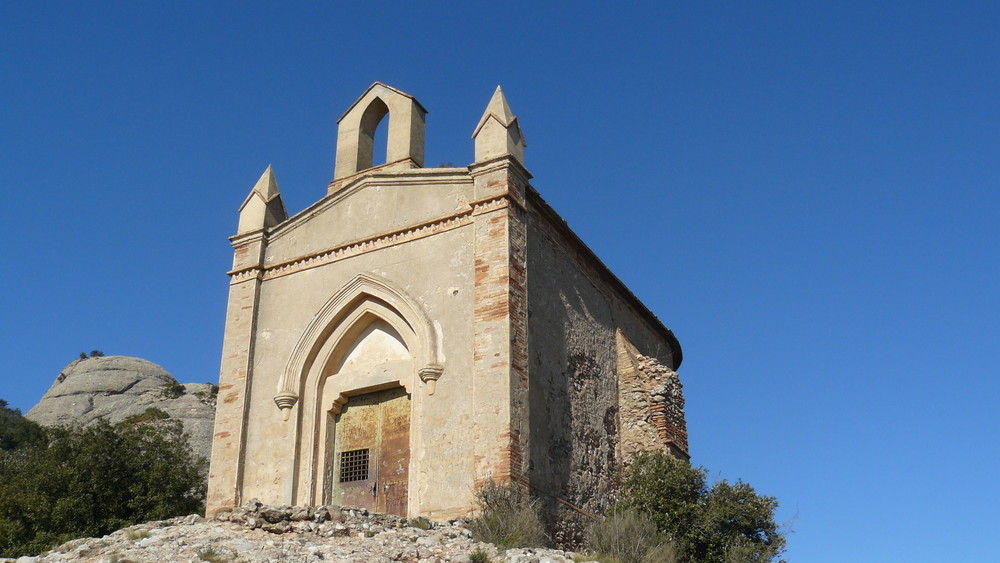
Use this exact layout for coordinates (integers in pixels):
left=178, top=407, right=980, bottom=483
left=469, top=548, right=492, bottom=563
left=618, top=452, right=785, bottom=563
left=469, top=480, right=546, bottom=550
left=408, top=516, right=432, bottom=530
left=586, top=508, right=676, bottom=563
left=122, top=407, right=170, bottom=426
left=0, top=400, right=46, bottom=451
left=619, top=452, right=705, bottom=541
left=193, top=384, right=219, bottom=405
left=0, top=413, right=206, bottom=557
left=160, top=380, right=186, bottom=399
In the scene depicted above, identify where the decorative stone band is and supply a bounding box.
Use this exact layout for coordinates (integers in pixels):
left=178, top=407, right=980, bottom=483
left=229, top=267, right=264, bottom=284
left=227, top=195, right=512, bottom=283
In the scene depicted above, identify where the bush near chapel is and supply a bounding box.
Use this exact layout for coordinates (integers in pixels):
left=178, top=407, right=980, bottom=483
left=614, top=451, right=786, bottom=563
left=469, top=480, right=547, bottom=549
left=0, top=401, right=206, bottom=557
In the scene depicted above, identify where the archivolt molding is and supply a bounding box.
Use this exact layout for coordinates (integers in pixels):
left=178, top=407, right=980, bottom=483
left=274, top=273, right=444, bottom=420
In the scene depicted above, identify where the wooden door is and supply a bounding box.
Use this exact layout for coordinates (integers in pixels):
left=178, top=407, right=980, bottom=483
left=331, top=386, right=410, bottom=516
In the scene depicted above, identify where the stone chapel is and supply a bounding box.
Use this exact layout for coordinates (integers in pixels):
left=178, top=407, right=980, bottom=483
left=206, top=83, right=688, bottom=522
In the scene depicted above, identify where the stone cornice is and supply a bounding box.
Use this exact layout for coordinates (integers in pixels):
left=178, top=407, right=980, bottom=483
left=468, top=155, right=532, bottom=184
left=325, top=157, right=421, bottom=194
left=228, top=229, right=267, bottom=248
left=227, top=195, right=512, bottom=282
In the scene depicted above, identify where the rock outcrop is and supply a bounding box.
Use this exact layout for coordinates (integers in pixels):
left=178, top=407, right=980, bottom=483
left=25, top=356, right=215, bottom=466
left=7, top=501, right=589, bottom=563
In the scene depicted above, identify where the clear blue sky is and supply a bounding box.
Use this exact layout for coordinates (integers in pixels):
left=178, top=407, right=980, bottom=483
left=2, top=2, right=997, bottom=560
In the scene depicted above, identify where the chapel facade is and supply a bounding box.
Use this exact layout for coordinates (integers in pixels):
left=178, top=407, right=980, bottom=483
left=206, top=83, right=688, bottom=521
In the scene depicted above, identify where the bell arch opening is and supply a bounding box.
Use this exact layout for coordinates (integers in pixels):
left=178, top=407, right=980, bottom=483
left=333, top=83, right=427, bottom=180
left=357, top=97, right=390, bottom=170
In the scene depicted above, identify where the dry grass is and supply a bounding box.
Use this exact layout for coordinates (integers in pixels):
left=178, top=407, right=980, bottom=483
left=585, top=509, right=676, bottom=563
left=125, top=528, right=149, bottom=540
left=469, top=480, right=547, bottom=550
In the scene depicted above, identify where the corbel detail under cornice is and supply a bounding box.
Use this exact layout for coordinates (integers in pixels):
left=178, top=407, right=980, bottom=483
left=274, top=391, right=298, bottom=421
left=419, top=364, right=444, bottom=395
left=228, top=267, right=264, bottom=284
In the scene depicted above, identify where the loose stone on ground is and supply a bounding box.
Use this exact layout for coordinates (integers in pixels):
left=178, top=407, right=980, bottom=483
left=6, top=501, right=596, bottom=563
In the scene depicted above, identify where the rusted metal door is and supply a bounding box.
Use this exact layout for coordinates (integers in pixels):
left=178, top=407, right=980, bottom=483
left=331, top=386, right=410, bottom=516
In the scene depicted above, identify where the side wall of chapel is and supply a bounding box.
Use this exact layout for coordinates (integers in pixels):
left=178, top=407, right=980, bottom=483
left=523, top=189, right=686, bottom=537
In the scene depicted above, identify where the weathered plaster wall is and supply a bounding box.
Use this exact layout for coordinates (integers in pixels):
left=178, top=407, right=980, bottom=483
left=264, top=171, right=474, bottom=265
left=208, top=234, right=266, bottom=515
left=525, top=218, right=618, bottom=517
left=524, top=195, right=684, bottom=540
left=237, top=211, right=478, bottom=518
left=468, top=161, right=531, bottom=491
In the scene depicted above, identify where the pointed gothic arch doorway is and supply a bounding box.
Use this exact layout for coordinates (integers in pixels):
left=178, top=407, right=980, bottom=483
left=317, top=318, right=412, bottom=515
left=278, top=274, right=444, bottom=515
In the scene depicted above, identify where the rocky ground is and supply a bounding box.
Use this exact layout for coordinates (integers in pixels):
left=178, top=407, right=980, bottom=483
left=4, top=501, right=594, bottom=563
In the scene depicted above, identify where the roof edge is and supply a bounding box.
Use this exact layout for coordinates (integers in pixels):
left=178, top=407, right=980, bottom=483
left=337, top=82, right=429, bottom=123
left=526, top=187, right=683, bottom=368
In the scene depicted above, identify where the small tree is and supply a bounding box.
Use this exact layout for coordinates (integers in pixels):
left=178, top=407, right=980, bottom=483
left=616, top=452, right=785, bottom=563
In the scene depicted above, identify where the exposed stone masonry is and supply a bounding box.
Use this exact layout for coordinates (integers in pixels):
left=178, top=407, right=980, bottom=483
left=617, top=337, right=688, bottom=463
left=637, top=355, right=688, bottom=456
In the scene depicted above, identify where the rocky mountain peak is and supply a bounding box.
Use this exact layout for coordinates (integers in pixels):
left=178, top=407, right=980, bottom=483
left=25, top=355, right=216, bottom=466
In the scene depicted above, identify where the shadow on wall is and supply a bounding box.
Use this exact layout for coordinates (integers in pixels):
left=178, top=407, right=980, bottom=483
left=526, top=231, right=621, bottom=543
